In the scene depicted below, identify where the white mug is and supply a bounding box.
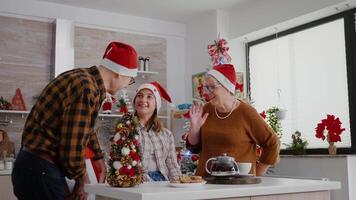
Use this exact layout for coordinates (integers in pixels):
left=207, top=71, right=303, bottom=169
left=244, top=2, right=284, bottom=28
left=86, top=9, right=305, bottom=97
left=237, top=162, right=252, bottom=175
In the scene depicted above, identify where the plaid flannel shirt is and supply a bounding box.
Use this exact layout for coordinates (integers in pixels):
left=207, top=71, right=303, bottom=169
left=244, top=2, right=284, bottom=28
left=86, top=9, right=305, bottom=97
left=138, top=125, right=182, bottom=181
left=21, top=66, right=106, bottom=182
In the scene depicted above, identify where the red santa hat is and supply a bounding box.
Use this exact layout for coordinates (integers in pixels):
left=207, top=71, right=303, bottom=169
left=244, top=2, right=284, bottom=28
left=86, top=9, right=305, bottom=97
left=135, top=81, right=172, bottom=111
left=207, top=64, right=237, bottom=94
left=100, top=42, right=138, bottom=77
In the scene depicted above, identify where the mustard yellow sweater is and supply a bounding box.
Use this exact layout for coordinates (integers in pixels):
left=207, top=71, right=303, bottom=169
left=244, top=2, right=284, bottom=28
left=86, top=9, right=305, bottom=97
left=190, top=101, right=280, bottom=176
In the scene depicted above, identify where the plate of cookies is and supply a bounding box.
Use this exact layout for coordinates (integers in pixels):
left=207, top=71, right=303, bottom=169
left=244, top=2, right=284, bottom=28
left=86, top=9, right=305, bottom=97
left=169, top=175, right=206, bottom=188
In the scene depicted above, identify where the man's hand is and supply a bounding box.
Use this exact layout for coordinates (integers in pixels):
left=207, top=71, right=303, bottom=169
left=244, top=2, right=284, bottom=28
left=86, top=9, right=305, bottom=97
left=93, top=158, right=107, bottom=183
left=67, top=174, right=89, bottom=200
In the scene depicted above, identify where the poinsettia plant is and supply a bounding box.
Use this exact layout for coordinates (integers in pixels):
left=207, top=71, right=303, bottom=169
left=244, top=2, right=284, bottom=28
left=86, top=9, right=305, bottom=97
left=315, top=114, right=345, bottom=143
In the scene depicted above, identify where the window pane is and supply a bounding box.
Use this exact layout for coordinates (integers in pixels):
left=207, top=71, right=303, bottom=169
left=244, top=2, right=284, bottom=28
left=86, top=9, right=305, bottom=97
left=249, top=18, right=351, bottom=149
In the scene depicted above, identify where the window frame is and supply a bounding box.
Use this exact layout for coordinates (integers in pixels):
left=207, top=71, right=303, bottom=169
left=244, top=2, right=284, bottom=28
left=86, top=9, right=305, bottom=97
left=246, top=8, right=356, bottom=154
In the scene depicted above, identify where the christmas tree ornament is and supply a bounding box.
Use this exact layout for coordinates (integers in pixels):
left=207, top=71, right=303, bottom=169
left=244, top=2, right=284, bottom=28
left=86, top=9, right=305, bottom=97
left=117, top=89, right=132, bottom=113
left=107, top=113, right=144, bottom=187
left=102, top=93, right=116, bottom=114
left=11, top=88, right=26, bottom=111
left=117, top=97, right=128, bottom=113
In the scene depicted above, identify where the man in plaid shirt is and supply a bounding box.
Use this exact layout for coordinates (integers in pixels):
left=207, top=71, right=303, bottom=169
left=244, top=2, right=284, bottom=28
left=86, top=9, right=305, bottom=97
left=12, top=42, right=138, bottom=200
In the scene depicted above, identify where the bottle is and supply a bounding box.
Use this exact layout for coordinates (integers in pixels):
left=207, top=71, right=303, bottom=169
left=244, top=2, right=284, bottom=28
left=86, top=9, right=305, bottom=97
left=0, top=158, right=4, bottom=170
left=138, top=56, right=145, bottom=71
left=144, top=57, right=150, bottom=71
left=0, top=151, right=5, bottom=170
left=5, top=154, right=14, bottom=170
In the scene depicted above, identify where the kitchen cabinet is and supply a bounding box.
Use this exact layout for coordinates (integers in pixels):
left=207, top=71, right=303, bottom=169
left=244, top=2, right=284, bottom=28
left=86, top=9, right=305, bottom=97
left=85, top=177, right=340, bottom=200
left=273, top=155, right=356, bottom=200
left=0, top=174, right=16, bottom=200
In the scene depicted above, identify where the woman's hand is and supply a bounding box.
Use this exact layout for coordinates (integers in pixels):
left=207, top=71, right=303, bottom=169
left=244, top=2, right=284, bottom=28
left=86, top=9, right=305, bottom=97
left=188, top=102, right=208, bottom=145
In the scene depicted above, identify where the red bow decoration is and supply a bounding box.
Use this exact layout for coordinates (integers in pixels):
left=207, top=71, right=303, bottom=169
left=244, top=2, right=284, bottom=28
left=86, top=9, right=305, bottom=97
left=260, top=111, right=266, bottom=119
left=315, top=114, right=345, bottom=143
left=235, top=82, right=244, bottom=93
left=207, top=38, right=232, bottom=65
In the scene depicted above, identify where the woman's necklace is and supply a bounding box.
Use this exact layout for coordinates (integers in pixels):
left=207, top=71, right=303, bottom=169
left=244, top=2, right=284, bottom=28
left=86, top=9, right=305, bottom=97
left=214, top=99, right=237, bottom=120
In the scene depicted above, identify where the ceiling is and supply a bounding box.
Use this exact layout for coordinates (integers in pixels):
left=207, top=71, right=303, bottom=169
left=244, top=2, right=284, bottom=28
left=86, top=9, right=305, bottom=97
left=39, top=0, right=251, bottom=23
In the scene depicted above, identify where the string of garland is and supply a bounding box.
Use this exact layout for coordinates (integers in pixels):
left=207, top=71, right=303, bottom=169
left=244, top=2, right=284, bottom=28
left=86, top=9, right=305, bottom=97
left=266, top=106, right=282, bottom=139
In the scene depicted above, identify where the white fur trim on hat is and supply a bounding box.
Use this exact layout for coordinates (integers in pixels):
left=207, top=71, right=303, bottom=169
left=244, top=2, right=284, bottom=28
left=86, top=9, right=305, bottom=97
left=207, top=69, right=235, bottom=94
left=101, top=58, right=138, bottom=77
left=136, top=84, right=162, bottom=111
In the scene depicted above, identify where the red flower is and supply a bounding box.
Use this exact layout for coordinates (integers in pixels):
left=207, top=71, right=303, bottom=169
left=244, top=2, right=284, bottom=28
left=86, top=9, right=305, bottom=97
left=315, top=114, right=345, bottom=143
left=177, top=152, right=181, bottom=162
left=133, top=139, right=139, bottom=146
left=116, top=139, right=122, bottom=145
left=128, top=168, right=135, bottom=177
left=191, top=154, right=199, bottom=162
left=130, top=151, right=140, bottom=161
left=260, top=111, right=266, bottom=119
left=119, top=166, right=129, bottom=175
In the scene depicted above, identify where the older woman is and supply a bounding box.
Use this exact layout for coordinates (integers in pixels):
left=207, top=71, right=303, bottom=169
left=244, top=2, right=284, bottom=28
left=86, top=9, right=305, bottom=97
left=187, top=64, right=280, bottom=176
left=133, top=81, right=181, bottom=181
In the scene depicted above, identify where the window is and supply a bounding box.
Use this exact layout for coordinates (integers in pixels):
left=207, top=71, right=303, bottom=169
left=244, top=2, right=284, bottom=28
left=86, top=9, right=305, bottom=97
left=247, top=9, right=356, bottom=154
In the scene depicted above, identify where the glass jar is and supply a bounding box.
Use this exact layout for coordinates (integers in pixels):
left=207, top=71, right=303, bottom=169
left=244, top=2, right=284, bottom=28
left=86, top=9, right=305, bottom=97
left=0, top=159, right=4, bottom=170
left=5, top=155, right=14, bottom=170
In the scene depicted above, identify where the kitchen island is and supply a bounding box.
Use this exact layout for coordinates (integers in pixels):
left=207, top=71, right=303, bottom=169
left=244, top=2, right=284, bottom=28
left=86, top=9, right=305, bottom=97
left=85, top=176, right=340, bottom=200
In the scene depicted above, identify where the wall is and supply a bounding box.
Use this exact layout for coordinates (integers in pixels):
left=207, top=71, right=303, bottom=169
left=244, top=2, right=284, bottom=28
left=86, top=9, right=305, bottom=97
left=228, top=0, right=349, bottom=39
left=0, top=0, right=187, bottom=105
left=226, top=0, right=356, bottom=83
left=185, top=10, right=218, bottom=101
left=0, top=16, right=54, bottom=153
left=0, top=0, right=188, bottom=156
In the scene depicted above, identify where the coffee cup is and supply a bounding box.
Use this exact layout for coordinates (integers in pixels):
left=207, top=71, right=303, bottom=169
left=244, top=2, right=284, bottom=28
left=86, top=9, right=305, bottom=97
left=237, top=162, right=252, bottom=175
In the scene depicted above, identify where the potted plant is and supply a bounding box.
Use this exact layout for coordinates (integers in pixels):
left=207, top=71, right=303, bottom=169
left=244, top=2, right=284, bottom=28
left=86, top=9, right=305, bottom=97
left=284, top=131, right=308, bottom=155
left=315, top=114, right=345, bottom=155
left=266, top=106, right=283, bottom=139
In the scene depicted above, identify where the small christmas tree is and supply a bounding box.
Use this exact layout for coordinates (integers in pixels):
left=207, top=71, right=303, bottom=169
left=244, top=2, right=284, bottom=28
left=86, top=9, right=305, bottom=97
left=117, top=89, right=133, bottom=113
left=106, top=113, right=144, bottom=187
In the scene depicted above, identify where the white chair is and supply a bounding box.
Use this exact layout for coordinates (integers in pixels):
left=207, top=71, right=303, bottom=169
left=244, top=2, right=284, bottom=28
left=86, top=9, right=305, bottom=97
left=66, top=159, right=97, bottom=200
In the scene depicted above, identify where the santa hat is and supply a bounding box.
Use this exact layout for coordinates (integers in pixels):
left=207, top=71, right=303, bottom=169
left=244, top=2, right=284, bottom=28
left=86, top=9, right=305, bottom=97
left=135, top=81, right=172, bottom=111
left=100, top=42, right=138, bottom=77
left=207, top=64, right=237, bottom=94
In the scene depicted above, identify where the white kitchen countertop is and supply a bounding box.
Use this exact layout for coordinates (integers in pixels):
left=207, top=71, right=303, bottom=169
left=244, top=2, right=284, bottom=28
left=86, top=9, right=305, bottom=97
left=85, top=177, right=341, bottom=200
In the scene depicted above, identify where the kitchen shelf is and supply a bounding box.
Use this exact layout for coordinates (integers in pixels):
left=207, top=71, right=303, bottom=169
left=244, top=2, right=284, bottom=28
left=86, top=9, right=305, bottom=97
left=0, top=110, right=167, bottom=119
left=98, top=113, right=168, bottom=119
left=137, top=70, right=158, bottom=79
left=0, top=110, right=30, bottom=114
